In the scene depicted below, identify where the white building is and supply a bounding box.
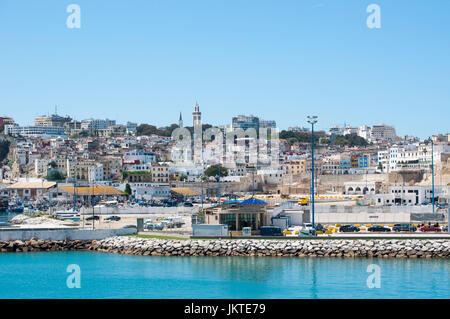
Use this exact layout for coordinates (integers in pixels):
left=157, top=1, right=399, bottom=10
left=126, top=122, right=137, bottom=134
left=118, top=183, right=171, bottom=200
left=372, top=185, right=447, bottom=206
left=370, top=124, right=396, bottom=142
left=169, top=164, right=204, bottom=178
left=345, top=181, right=378, bottom=195
left=389, top=145, right=401, bottom=171
left=5, top=125, right=66, bottom=139
left=124, top=151, right=156, bottom=164
left=35, top=158, right=50, bottom=177
left=81, top=118, right=116, bottom=131
left=123, top=163, right=151, bottom=172
left=358, top=125, right=371, bottom=140
left=343, top=125, right=359, bottom=135
left=257, top=169, right=284, bottom=184
left=397, top=143, right=450, bottom=171
left=88, top=164, right=104, bottom=183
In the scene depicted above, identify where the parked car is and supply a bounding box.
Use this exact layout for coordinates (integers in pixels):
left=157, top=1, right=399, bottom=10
left=183, top=202, right=194, bottom=207
left=368, top=225, right=391, bottom=232
left=105, top=215, right=121, bottom=221
left=260, top=226, right=284, bottom=236
left=393, top=224, right=417, bottom=232
left=85, top=215, right=100, bottom=221
left=144, top=222, right=164, bottom=230
left=420, top=225, right=442, bottom=232
left=315, top=223, right=328, bottom=232
left=339, top=225, right=360, bottom=233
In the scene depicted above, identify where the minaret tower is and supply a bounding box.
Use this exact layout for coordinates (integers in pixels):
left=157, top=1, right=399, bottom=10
left=179, top=112, right=183, bottom=128
left=192, top=102, right=203, bottom=164
left=193, top=102, right=201, bottom=126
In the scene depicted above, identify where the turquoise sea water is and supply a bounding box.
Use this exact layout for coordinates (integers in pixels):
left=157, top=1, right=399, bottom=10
left=0, top=251, right=448, bottom=299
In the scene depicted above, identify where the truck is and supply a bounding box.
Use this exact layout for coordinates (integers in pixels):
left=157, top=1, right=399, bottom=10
left=298, top=197, right=308, bottom=206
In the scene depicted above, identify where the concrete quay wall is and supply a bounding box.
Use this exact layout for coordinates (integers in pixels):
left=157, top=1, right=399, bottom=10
left=0, top=228, right=136, bottom=241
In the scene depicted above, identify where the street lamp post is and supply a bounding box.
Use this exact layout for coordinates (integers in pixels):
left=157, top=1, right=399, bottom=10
left=218, top=165, right=221, bottom=205
left=431, top=139, right=435, bottom=214
left=201, top=175, right=204, bottom=210
left=307, top=116, right=318, bottom=235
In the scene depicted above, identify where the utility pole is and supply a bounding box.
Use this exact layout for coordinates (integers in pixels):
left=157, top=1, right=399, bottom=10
left=91, top=183, right=95, bottom=230
left=218, top=165, right=221, bottom=205
left=307, top=116, right=318, bottom=235
left=201, top=175, right=204, bottom=210
left=431, top=139, right=435, bottom=214
left=252, top=166, right=255, bottom=197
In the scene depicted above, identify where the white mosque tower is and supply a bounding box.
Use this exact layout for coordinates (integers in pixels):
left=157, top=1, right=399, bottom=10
left=192, top=102, right=201, bottom=126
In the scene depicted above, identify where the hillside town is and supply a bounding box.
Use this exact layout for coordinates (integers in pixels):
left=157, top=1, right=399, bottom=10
left=0, top=104, right=449, bottom=236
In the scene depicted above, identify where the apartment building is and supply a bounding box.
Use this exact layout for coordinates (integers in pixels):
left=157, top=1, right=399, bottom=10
left=88, top=164, right=104, bottom=183
left=5, top=125, right=66, bottom=139
left=81, top=118, right=116, bottom=131
left=98, top=156, right=122, bottom=180
left=124, top=151, right=156, bottom=164
left=370, top=124, right=396, bottom=142
left=34, top=114, right=72, bottom=127
left=282, top=159, right=307, bottom=176
left=67, top=158, right=97, bottom=181
left=151, top=163, right=169, bottom=183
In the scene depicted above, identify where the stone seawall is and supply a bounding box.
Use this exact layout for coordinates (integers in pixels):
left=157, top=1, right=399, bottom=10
left=93, top=237, right=450, bottom=259
left=1, top=236, right=449, bottom=258
left=0, top=239, right=92, bottom=252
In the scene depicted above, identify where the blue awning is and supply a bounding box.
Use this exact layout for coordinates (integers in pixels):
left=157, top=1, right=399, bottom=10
left=239, top=198, right=267, bottom=206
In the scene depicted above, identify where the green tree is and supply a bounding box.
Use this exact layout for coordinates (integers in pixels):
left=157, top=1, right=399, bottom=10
left=124, top=183, right=132, bottom=197
left=136, top=123, right=214, bottom=137
left=0, top=140, right=10, bottom=162
left=47, top=170, right=66, bottom=181
left=205, top=165, right=228, bottom=181
left=279, top=130, right=326, bottom=144
left=333, top=134, right=368, bottom=147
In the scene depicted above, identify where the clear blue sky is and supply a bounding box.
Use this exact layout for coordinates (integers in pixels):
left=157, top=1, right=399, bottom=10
left=0, top=0, right=449, bottom=138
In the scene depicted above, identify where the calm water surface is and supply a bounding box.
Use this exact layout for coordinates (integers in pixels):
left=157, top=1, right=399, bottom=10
left=0, top=251, right=448, bottom=299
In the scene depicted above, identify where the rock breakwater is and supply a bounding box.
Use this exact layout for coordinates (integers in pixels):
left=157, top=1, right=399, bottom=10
left=0, top=239, right=92, bottom=252
left=93, top=237, right=450, bottom=258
